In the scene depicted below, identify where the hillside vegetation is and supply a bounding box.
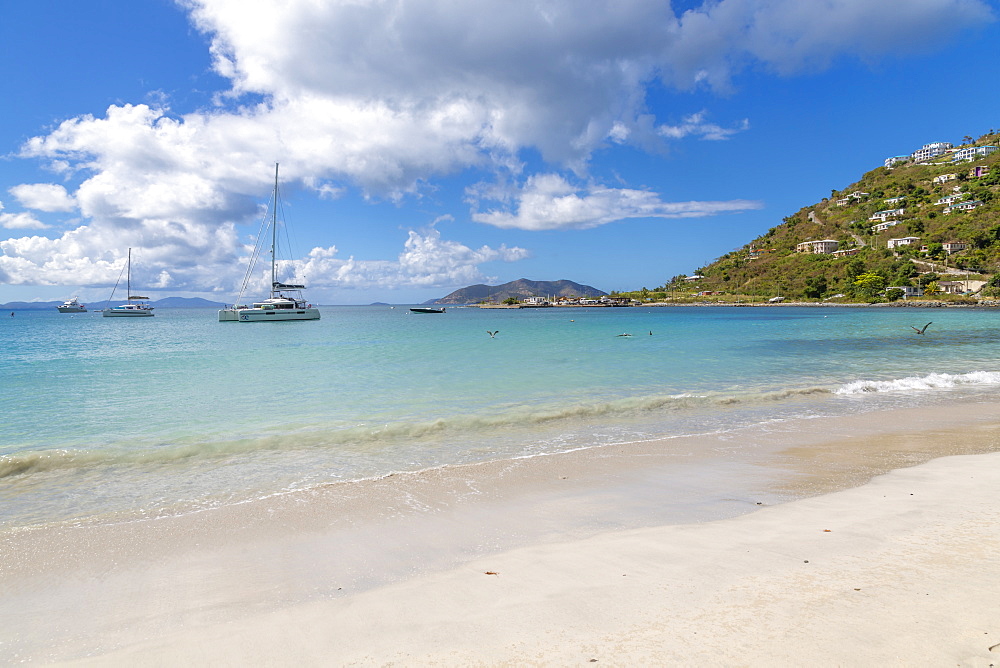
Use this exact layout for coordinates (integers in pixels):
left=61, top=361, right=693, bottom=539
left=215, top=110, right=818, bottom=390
left=621, top=130, right=1000, bottom=304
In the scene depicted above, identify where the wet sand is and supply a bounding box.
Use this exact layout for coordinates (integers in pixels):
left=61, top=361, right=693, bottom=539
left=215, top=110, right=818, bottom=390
left=2, top=400, right=1000, bottom=665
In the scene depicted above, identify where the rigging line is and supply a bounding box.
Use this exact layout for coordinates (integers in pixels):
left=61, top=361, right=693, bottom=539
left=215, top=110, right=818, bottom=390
left=105, top=257, right=128, bottom=309
left=275, top=186, right=294, bottom=281
left=233, top=188, right=276, bottom=306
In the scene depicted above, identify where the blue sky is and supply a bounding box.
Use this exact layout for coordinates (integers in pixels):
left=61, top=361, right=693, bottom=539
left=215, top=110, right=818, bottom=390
left=1, top=0, right=998, bottom=305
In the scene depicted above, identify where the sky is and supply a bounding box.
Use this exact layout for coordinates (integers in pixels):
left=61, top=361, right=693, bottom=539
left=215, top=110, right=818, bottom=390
left=1, top=0, right=998, bottom=305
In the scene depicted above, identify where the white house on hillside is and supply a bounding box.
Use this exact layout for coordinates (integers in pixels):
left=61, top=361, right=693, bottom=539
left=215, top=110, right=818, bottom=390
left=832, top=248, right=860, bottom=257
left=935, top=193, right=964, bottom=206
left=888, top=237, right=920, bottom=249
left=834, top=191, right=870, bottom=206
left=869, top=208, right=905, bottom=222
left=872, top=220, right=901, bottom=233
left=943, top=242, right=968, bottom=254
left=932, top=173, right=958, bottom=184
left=912, top=142, right=953, bottom=162
left=944, top=200, right=984, bottom=214
left=952, top=146, right=998, bottom=162
left=796, top=240, right=839, bottom=254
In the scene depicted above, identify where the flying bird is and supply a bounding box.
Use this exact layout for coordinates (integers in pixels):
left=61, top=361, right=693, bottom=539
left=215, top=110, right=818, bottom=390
left=910, top=322, right=932, bottom=335
left=487, top=330, right=499, bottom=338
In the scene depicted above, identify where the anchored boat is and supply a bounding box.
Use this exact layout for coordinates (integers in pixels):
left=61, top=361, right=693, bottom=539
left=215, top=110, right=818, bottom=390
left=219, top=164, right=320, bottom=322
left=57, top=297, right=87, bottom=313
left=102, top=249, right=154, bottom=317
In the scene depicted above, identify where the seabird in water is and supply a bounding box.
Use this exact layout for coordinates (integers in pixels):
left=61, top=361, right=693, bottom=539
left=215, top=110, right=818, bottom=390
left=910, top=322, right=932, bottom=335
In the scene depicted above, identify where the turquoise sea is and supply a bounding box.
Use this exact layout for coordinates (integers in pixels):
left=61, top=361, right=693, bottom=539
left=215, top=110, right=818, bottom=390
left=3, top=304, right=1000, bottom=530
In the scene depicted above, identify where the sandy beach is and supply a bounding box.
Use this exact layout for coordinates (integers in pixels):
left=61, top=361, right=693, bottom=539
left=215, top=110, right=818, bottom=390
left=3, top=402, right=1000, bottom=666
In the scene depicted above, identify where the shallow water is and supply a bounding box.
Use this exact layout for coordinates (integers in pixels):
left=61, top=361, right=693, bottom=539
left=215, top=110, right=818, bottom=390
left=3, top=304, right=1000, bottom=529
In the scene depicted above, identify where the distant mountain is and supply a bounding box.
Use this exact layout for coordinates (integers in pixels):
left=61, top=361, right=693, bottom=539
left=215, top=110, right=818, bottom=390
left=432, top=278, right=607, bottom=304
left=3, top=297, right=226, bottom=310
left=151, top=297, right=226, bottom=308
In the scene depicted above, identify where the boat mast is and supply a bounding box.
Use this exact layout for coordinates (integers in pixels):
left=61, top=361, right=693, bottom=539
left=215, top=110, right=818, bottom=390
left=126, top=248, right=131, bottom=303
left=271, top=163, right=278, bottom=294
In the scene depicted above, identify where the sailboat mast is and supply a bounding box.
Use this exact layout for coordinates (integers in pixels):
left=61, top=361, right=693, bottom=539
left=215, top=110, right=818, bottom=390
left=271, top=163, right=279, bottom=291
left=126, top=247, right=131, bottom=301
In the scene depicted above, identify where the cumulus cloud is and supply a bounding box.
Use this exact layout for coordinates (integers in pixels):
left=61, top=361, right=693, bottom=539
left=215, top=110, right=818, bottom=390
left=470, top=173, right=762, bottom=231
left=3, top=0, right=992, bottom=292
left=289, top=227, right=529, bottom=291
left=9, top=184, right=77, bottom=212
left=0, top=202, right=49, bottom=230
left=0, top=224, right=524, bottom=295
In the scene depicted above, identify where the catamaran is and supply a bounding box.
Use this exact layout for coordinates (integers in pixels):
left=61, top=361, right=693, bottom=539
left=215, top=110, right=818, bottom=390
left=102, top=248, right=154, bottom=317
left=219, top=164, right=320, bottom=322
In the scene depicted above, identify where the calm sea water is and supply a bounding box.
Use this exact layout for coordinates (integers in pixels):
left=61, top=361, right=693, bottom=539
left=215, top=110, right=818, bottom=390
left=3, top=304, right=1000, bottom=529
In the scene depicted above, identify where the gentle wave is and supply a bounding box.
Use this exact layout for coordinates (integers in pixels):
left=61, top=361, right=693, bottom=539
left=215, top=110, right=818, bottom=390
left=836, top=370, right=1000, bottom=395
left=0, top=386, right=834, bottom=480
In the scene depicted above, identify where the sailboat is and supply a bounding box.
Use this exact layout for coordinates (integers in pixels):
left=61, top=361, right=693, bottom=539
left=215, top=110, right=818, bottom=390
left=219, top=164, right=320, bottom=322
left=102, top=248, right=154, bottom=317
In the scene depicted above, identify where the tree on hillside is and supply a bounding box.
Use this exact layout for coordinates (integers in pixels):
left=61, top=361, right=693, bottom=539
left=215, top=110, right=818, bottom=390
left=854, top=272, right=888, bottom=302
left=803, top=275, right=827, bottom=299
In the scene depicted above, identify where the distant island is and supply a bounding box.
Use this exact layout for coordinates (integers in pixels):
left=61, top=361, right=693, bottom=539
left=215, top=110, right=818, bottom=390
left=613, top=129, right=999, bottom=305
left=431, top=278, right=607, bottom=304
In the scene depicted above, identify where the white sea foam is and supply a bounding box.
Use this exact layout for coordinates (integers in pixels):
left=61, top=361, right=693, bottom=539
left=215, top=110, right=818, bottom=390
left=836, top=370, right=1000, bottom=395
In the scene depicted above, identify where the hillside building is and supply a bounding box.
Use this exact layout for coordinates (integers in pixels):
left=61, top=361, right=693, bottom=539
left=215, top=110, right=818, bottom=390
left=795, top=239, right=839, bottom=254
left=951, top=145, right=998, bottom=162
left=935, top=193, right=964, bottom=206
left=943, top=242, right=968, bottom=254
left=944, top=200, right=984, bottom=215
left=937, top=281, right=969, bottom=294
left=871, top=220, right=901, bottom=233
left=884, top=155, right=910, bottom=168
left=889, top=286, right=924, bottom=298
left=831, top=248, right=860, bottom=257
left=888, top=237, right=920, bottom=249
left=911, top=142, right=953, bottom=162
left=932, top=173, right=958, bottom=184
left=834, top=191, right=869, bottom=206
left=869, top=208, right=905, bottom=222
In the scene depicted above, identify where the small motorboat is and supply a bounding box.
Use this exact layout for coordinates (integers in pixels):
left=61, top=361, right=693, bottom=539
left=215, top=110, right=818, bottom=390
left=409, top=307, right=446, bottom=313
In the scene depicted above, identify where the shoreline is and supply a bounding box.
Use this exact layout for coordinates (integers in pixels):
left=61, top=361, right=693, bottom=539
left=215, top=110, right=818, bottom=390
left=3, top=399, right=1000, bottom=664
left=82, top=451, right=1000, bottom=667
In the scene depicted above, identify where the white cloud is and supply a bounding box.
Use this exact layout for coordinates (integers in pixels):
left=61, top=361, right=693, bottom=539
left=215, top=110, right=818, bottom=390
left=292, top=227, right=529, bottom=291
left=0, top=224, right=525, bottom=294
left=0, top=202, right=49, bottom=230
left=4, top=0, right=992, bottom=292
left=662, top=0, right=994, bottom=89
left=9, top=183, right=77, bottom=212
left=657, top=111, right=749, bottom=141
left=470, top=173, right=763, bottom=231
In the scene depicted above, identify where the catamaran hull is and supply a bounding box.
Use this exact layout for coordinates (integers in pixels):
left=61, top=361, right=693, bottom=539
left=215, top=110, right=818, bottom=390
left=102, top=309, right=154, bottom=317
left=219, top=308, right=320, bottom=322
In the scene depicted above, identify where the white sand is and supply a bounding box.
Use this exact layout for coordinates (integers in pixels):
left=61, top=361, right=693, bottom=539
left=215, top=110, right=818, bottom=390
left=65, top=451, right=1000, bottom=667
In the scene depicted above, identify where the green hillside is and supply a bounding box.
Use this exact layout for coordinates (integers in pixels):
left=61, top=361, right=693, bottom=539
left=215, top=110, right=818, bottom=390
left=622, top=130, right=1000, bottom=304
